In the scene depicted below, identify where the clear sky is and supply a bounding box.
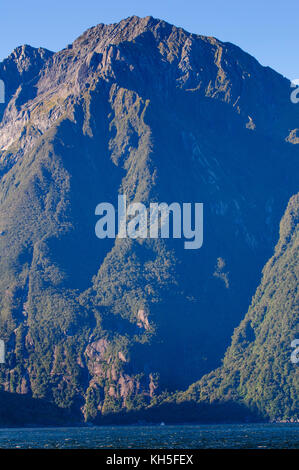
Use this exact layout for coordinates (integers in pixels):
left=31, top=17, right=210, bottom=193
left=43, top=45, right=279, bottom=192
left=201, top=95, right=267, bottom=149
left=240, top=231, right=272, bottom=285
left=1, top=0, right=298, bottom=80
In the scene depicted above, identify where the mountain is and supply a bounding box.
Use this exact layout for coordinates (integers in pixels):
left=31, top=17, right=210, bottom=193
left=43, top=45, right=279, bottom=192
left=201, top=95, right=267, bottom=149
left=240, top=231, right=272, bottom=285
left=0, top=16, right=298, bottom=424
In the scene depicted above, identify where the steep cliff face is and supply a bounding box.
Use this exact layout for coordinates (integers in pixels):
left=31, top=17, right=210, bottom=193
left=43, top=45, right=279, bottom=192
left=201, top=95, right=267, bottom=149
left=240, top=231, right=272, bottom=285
left=183, top=194, right=298, bottom=421
left=0, top=16, right=298, bottom=422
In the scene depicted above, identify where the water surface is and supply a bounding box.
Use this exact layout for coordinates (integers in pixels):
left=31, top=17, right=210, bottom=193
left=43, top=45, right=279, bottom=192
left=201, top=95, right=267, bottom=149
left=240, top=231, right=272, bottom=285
left=0, top=423, right=298, bottom=449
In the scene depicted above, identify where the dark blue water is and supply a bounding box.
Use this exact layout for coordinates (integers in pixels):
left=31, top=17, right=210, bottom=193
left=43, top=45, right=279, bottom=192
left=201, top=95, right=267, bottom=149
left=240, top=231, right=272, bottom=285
left=0, top=424, right=298, bottom=449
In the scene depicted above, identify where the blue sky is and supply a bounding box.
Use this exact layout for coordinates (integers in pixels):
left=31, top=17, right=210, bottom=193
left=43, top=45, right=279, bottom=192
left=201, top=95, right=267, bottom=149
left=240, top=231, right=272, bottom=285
left=1, top=0, right=298, bottom=79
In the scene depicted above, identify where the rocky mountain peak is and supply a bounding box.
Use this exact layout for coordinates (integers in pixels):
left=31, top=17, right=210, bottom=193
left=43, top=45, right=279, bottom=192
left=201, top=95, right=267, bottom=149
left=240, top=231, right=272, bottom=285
left=0, top=45, right=53, bottom=121
left=2, top=44, right=53, bottom=75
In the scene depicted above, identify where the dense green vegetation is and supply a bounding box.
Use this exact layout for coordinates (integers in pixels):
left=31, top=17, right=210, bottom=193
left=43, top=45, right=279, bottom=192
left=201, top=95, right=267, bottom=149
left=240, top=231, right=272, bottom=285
left=179, top=194, right=299, bottom=421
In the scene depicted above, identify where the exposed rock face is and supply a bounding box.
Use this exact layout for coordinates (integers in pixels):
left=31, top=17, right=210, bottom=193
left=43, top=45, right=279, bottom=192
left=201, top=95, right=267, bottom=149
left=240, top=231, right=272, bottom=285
left=137, top=309, right=150, bottom=330
left=86, top=338, right=109, bottom=359
left=0, top=16, right=298, bottom=423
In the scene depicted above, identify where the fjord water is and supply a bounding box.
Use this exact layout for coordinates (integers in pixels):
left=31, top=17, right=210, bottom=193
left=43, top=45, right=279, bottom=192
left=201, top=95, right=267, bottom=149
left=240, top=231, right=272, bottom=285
left=0, top=424, right=298, bottom=449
